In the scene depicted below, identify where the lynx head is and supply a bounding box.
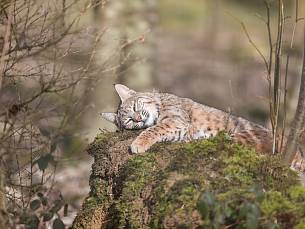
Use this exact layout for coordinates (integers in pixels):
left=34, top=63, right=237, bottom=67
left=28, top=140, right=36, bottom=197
left=101, top=84, right=160, bottom=130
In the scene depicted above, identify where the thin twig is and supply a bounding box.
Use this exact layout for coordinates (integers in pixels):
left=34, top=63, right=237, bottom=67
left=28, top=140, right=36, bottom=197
left=229, top=13, right=269, bottom=71
left=0, top=5, right=13, bottom=89
left=272, top=0, right=284, bottom=154
left=264, top=1, right=275, bottom=131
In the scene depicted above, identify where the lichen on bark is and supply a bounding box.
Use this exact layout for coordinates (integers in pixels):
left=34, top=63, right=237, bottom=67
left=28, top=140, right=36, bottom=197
left=72, top=131, right=305, bottom=229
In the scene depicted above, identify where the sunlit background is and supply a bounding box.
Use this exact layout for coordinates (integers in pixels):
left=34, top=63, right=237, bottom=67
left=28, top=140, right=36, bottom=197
left=85, top=0, right=304, bottom=138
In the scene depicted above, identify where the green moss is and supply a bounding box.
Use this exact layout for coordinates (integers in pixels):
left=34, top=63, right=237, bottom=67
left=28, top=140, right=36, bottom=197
left=166, top=133, right=231, bottom=176
left=74, top=131, right=305, bottom=229
left=257, top=189, right=305, bottom=226
left=223, top=145, right=261, bottom=185
left=121, top=153, right=157, bottom=198
left=110, top=153, right=158, bottom=228
left=83, top=196, right=103, bottom=210
left=260, top=191, right=294, bottom=215
left=93, top=132, right=113, bottom=144
left=296, top=219, right=305, bottom=229
left=152, top=179, right=203, bottom=228
left=216, top=188, right=256, bottom=203
left=288, top=186, right=305, bottom=202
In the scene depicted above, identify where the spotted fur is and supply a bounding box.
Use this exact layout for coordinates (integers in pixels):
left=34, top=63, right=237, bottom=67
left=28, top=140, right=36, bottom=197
left=101, top=84, right=305, bottom=171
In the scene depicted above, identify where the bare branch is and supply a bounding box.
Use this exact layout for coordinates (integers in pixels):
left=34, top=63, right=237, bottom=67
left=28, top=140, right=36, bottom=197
left=0, top=5, right=13, bottom=89
left=229, top=13, right=269, bottom=72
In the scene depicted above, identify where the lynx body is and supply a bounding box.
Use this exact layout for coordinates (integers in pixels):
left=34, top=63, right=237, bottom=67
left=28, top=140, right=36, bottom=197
left=101, top=84, right=304, bottom=170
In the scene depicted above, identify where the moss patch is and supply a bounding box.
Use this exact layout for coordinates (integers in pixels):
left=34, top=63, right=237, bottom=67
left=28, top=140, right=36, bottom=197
left=72, top=131, right=305, bottom=229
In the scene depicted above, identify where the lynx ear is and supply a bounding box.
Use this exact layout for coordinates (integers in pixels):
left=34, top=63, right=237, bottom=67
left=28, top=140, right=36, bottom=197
left=114, top=84, right=136, bottom=102
left=100, top=112, right=117, bottom=124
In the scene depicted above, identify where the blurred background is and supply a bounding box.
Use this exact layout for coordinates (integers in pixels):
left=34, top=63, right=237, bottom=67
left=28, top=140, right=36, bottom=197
left=0, top=0, right=304, bottom=227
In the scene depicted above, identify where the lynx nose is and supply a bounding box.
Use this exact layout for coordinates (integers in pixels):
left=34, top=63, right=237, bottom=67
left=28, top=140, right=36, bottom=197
left=134, top=112, right=142, bottom=122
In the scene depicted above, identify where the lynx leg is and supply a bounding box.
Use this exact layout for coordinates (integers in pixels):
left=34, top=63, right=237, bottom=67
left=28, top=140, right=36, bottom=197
left=130, top=119, right=188, bottom=153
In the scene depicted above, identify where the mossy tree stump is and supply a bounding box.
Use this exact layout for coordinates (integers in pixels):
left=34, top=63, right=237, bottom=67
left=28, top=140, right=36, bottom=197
left=72, top=131, right=305, bottom=229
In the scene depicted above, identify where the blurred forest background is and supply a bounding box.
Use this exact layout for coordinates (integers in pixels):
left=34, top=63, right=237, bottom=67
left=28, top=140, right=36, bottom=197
left=0, top=0, right=304, bottom=228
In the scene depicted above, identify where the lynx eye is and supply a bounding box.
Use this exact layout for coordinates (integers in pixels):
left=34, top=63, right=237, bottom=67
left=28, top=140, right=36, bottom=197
left=132, top=102, right=136, bottom=112
left=125, top=118, right=133, bottom=125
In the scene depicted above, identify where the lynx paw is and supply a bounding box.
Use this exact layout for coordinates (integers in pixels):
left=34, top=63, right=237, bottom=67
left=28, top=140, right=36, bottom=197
left=130, top=139, right=149, bottom=154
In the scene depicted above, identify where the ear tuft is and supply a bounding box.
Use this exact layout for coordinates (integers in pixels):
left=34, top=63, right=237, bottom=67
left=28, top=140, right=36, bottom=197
left=100, top=112, right=117, bottom=124
left=114, top=84, right=136, bottom=102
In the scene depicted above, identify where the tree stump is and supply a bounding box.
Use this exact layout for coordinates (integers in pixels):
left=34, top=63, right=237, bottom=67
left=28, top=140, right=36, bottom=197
left=72, top=131, right=305, bottom=228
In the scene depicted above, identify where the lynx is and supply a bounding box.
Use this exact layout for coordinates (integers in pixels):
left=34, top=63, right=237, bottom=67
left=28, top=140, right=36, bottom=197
left=101, top=84, right=304, bottom=170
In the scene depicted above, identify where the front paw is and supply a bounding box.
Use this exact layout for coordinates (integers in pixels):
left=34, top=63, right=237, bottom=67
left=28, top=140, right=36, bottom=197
left=130, top=139, right=149, bottom=154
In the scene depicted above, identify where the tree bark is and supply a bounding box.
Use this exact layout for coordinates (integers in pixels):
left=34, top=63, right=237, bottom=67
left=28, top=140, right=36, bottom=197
left=84, top=0, right=158, bottom=137
left=284, top=23, right=305, bottom=165
left=0, top=161, right=8, bottom=228
left=0, top=4, right=13, bottom=89
left=117, top=0, right=158, bottom=90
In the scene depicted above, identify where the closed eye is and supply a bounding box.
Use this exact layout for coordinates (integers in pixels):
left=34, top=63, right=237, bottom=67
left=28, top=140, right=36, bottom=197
left=138, top=101, right=144, bottom=109
left=125, top=118, right=133, bottom=125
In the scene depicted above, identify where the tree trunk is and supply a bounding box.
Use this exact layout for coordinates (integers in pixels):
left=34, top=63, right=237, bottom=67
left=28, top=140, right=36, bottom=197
left=117, top=0, right=158, bottom=90
left=284, top=23, right=305, bottom=165
left=83, top=0, right=158, bottom=138
left=0, top=162, right=8, bottom=228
